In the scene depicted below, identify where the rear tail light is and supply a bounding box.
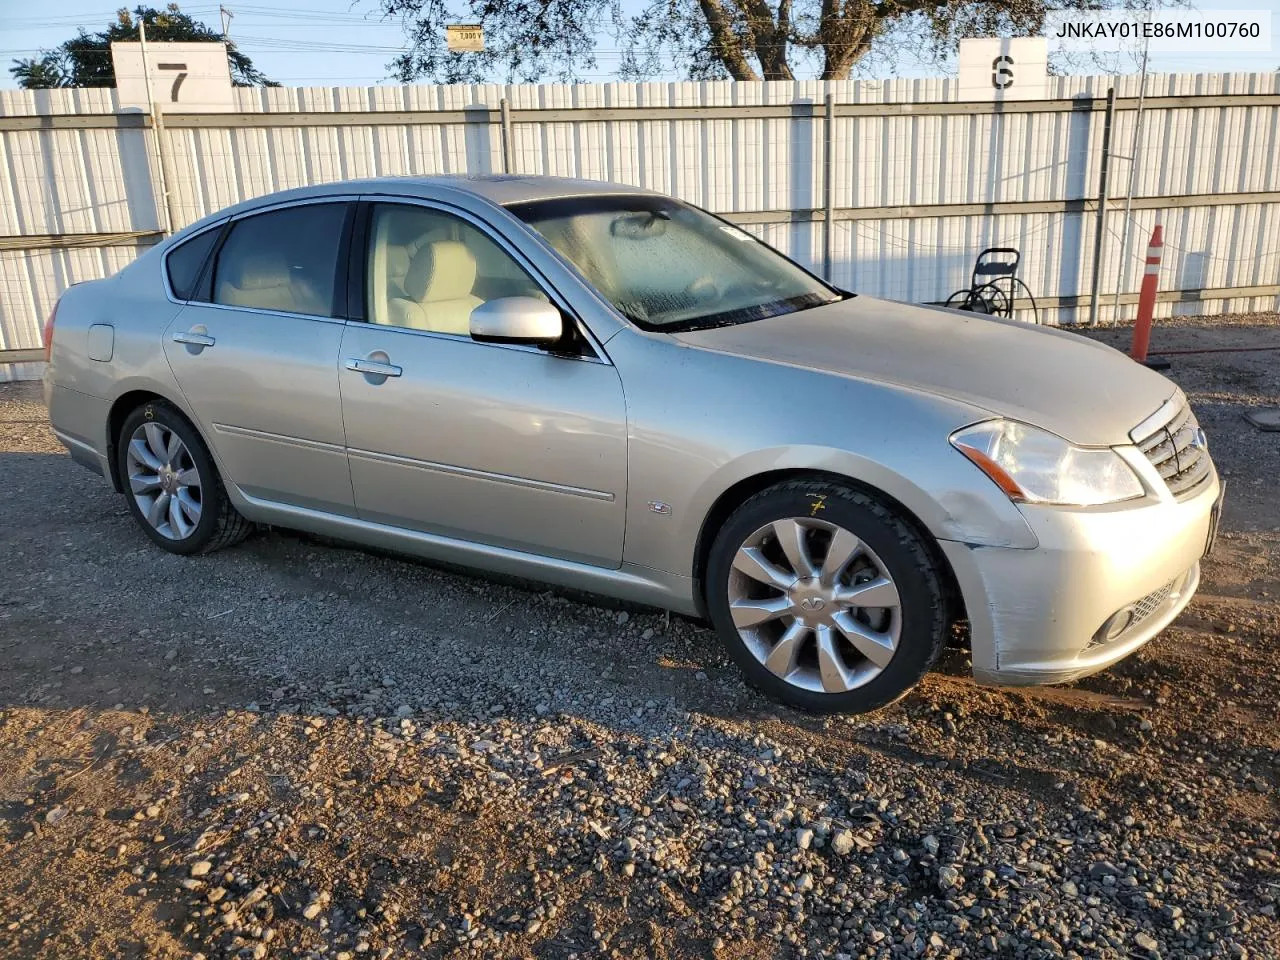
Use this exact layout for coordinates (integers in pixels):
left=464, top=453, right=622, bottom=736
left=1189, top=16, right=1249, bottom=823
left=43, top=300, right=59, bottom=362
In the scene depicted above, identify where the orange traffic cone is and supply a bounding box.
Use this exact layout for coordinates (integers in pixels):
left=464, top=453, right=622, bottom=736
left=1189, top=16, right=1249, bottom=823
left=1129, top=225, right=1170, bottom=370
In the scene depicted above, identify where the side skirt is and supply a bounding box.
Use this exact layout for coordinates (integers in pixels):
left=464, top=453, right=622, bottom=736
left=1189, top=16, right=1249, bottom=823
left=226, top=487, right=700, bottom=616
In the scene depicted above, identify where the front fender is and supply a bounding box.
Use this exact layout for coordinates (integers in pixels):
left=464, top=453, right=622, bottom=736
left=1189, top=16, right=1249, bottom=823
left=613, top=329, right=1038, bottom=582
left=688, top=444, right=1037, bottom=554
left=623, top=438, right=1037, bottom=584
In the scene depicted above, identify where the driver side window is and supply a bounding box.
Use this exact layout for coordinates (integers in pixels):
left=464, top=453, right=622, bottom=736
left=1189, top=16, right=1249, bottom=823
left=365, top=204, right=547, bottom=334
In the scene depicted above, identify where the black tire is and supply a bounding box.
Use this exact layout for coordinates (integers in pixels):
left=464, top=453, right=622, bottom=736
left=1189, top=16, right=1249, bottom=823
left=705, top=479, right=947, bottom=714
left=116, top=400, right=253, bottom=555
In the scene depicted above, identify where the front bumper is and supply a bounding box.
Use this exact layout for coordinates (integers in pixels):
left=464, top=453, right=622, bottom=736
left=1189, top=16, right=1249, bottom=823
left=941, top=470, right=1220, bottom=686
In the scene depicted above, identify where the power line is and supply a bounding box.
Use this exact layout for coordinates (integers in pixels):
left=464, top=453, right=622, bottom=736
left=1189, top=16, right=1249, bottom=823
left=0, top=7, right=224, bottom=27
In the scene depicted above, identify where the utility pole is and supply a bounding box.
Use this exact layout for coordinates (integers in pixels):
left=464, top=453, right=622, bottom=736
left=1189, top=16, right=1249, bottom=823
left=139, top=17, right=175, bottom=235
left=1087, top=87, right=1116, bottom=327
left=220, top=5, right=234, bottom=38
left=1111, top=37, right=1151, bottom=325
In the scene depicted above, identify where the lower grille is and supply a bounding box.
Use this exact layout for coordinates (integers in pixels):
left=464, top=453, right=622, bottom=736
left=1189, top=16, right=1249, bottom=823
left=1130, top=578, right=1176, bottom=629
left=1087, top=574, right=1182, bottom=649
left=1133, top=400, right=1212, bottom=499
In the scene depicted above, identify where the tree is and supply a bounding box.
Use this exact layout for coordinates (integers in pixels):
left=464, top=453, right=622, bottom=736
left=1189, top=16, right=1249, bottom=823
left=383, top=0, right=616, bottom=84
left=376, top=0, right=1124, bottom=83
left=9, top=5, right=275, bottom=89
left=10, top=56, right=71, bottom=88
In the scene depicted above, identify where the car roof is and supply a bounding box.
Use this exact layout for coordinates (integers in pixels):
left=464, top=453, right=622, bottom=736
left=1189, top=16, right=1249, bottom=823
left=209, top=175, right=657, bottom=220
left=162, top=175, right=665, bottom=251
left=419, top=175, right=659, bottom=206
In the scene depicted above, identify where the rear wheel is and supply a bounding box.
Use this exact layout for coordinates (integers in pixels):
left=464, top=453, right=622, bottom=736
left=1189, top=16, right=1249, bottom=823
left=705, top=479, right=947, bottom=713
left=117, top=401, right=252, bottom=555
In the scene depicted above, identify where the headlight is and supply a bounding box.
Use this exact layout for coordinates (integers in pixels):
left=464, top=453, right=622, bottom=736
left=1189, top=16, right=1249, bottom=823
left=950, top=420, right=1144, bottom=506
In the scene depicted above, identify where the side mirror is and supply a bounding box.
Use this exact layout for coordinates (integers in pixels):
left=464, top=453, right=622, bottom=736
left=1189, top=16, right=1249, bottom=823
left=470, top=297, right=565, bottom=346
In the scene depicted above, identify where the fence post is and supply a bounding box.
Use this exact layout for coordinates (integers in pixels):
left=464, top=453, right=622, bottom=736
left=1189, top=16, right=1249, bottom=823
left=499, top=98, right=514, bottom=175
left=1087, top=86, right=1116, bottom=326
left=822, top=93, right=835, bottom=282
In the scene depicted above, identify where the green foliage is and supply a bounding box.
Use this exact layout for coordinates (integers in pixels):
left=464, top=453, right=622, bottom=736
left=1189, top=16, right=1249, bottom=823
left=375, top=0, right=1136, bottom=83
left=9, top=4, right=276, bottom=89
left=384, top=0, right=615, bottom=84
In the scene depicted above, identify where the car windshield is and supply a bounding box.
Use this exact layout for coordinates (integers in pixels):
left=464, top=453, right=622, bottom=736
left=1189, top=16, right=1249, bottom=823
left=509, top=195, right=843, bottom=331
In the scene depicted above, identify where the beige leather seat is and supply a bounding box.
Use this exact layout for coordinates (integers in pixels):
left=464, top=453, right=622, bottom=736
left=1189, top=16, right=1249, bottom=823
left=388, top=240, right=483, bottom=334
left=383, top=237, right=422, bottom=300
left=216, top=250, right=326, bottom=315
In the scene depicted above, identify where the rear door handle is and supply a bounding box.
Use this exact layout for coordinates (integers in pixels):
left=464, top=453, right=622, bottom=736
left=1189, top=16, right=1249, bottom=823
left=172, top=330, right=216, bottom=347
left=346, top=358, right=402, bottom=378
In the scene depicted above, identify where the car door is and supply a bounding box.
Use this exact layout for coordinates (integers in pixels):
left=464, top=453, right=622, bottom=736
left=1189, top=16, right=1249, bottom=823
left=162, top=198, right=357, bottom=515
left=339, top=199, right=628, bottom=566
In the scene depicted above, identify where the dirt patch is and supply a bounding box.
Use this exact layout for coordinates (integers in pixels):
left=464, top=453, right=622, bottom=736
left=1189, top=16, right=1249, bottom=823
left=1, top=318, right=1278, bottom=959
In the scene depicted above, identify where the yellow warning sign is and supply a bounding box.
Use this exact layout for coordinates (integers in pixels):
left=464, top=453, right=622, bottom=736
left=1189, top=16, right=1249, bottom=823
left=446, top=24, right=484, bottom=52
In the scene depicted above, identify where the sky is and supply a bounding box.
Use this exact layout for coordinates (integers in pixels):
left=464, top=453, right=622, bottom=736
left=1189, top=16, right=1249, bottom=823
left=2, top=0, right=1277, bottom=89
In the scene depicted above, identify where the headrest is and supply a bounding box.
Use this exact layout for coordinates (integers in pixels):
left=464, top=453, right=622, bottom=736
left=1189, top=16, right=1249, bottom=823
left=386, top=244, right=412, bottom=282
left=404, top=240, right=477, bottom=302
left=222, top=250, right=288, bottom=291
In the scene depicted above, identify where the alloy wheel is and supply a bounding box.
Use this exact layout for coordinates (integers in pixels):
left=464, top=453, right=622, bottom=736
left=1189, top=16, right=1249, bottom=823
left=125, top=421, right=203, bottom=540
left=726, top=517, right=902, bottom=694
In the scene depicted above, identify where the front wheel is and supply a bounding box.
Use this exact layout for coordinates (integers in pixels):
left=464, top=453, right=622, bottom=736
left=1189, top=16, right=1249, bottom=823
left=117, top=400, right=252, bottom=555
left=705, top=479, right=947, bottom=714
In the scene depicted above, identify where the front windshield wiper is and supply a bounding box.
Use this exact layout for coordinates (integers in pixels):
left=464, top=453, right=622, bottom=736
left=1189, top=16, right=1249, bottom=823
left=660, top=292, right=844, bottom=333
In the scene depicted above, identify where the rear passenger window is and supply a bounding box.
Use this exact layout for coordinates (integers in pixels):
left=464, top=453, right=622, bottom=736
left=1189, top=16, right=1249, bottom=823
left=165, top=228, right=219, bottom=301
left=212, top=203, right=349, bottom=318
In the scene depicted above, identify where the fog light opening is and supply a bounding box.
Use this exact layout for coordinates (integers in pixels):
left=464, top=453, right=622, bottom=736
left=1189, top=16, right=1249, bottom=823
left=1095, top=606, right=1135, bottom=645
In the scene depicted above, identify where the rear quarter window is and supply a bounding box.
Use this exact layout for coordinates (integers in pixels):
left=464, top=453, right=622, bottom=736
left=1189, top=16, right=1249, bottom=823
left=165, top=228, right=220, bottom=301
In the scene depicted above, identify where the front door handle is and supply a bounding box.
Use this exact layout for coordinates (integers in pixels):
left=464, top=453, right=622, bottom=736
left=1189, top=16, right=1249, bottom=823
left=346, top=357, right=402, bottom=378
left=172, top=330, right=216, bottom=348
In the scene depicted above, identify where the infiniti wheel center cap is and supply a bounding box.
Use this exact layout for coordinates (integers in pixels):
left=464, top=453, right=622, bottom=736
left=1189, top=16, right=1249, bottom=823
left=790, top=578, right=835, bottom=624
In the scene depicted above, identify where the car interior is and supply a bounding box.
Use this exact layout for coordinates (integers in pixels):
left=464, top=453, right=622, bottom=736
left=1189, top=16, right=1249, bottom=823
left=367, top=205, right=547, bottom=334
left=215, top=242, right=332, bottom=317
left=209, top=203, right=348, bottom=318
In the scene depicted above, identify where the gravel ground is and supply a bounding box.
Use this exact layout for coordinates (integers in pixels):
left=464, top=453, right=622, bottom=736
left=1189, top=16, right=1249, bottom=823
left=0, top=316, right=1277, bottom=960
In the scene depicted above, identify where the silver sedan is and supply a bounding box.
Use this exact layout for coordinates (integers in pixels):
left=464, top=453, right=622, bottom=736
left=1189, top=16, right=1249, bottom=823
left=43, top=176, right=1222, bottom=713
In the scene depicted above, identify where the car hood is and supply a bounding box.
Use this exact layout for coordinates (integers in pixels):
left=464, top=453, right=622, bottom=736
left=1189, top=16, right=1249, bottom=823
left=671, top=296, right=1176, bottom=446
